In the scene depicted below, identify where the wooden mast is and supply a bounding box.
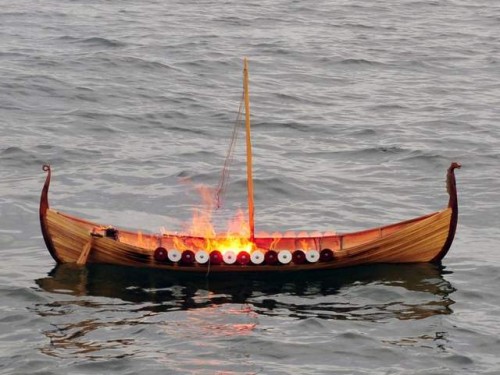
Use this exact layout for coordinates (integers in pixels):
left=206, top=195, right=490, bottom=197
left=243, top=58, right=255, bottom=241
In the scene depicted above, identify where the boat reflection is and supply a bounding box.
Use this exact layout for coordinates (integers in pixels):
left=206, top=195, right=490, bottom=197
left=36, top=263, right=455, bottom=322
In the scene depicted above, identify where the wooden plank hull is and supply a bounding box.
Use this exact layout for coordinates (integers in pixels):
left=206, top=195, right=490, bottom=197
left=39, top=163, right=461, bottom=273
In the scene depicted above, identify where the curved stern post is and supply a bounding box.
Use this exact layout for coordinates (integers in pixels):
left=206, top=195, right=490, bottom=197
left=432, top=162, right=461, bottom=262
left=40, top=165, right=61, bottom=263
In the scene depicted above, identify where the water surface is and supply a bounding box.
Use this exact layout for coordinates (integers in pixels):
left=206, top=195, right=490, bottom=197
left=1, top=0, right=500, bottom=373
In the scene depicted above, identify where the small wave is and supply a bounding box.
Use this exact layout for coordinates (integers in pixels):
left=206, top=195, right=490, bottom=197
left=1, top=145, right=105, bottom=169
left=254, top=176, right=312, bottom=198
left=214, top=15, right=251, bottom=26
left=0, top=103, right=23, bottom=111
left=166, top=125, right=212, bottom=137
left=342, top=22, right=397, bottom=32
left=64, top=109, right=133, bottom=125
left=1, top=146, right=26, bottom=156
left=114, top=56, right=179, bottom=72
left=0, top=147, right=44, bottom=167
left=13, top=73, right=68, bottom=86
left=320, top=146, right=409, bottom=161
left=349, top=128, right=377, bottom=136
left=342, top=22, right=376, bottom=30
left=177, top=150, right=218, bottom=159
left=261, top=121, right=312, bottom=132
left=369, top=103, right=409, bottom=111
left=61, top=36, right=126, bottom=48
left=339, top=58, right=386, bottom=66
left=274, top=92, right=324, bottom=105
left=0, top=51, right=27, bottom=58
left=399, top=150, right=449, bottom=165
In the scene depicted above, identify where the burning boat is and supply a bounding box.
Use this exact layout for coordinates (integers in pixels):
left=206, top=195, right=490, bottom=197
left=39, top=59, right=460, bottom=272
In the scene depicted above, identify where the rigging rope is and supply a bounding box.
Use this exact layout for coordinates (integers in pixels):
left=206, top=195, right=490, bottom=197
left=214, top=91, right=245, bottom=209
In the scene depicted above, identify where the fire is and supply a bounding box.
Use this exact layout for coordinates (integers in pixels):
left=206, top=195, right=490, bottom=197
left=168, top=184, right=256, bottom=255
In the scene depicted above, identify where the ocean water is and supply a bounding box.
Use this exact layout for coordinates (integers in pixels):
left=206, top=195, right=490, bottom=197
left=1, top=0, right=500, bottom=374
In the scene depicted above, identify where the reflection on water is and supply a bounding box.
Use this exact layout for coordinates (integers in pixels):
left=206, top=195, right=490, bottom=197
left=34, top=263, right=455, bottom=360
left=36, top=263, right=455, bottom=318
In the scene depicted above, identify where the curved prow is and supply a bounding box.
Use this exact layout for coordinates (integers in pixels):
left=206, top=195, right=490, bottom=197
left=40, top=165, right=51, bottom=213
left=40, top=165, right=60, bottom=262
left=432, top=162, right=461, bottom=262
left=447, top=162, right=461, bottom=209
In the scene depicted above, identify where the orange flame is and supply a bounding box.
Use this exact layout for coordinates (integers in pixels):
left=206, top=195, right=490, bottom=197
left=151, top=182, right=336, bottom=255
left=170, top=183, right=256, bottom=255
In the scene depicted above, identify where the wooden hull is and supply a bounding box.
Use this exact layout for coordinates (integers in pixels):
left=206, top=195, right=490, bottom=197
left=39, top=163, right=460, bottom=273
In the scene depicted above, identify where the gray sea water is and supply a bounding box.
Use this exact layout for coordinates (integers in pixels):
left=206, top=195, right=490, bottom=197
left=1, top=0, right=500, bottom=374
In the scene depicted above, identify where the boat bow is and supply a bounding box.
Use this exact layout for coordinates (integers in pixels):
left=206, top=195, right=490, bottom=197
left=40, top=164, right=60, bottom=263
left=432, top=161, right=461, bottom=262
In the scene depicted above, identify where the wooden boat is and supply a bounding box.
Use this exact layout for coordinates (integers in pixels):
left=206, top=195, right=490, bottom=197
left=39, top=59, right=461, bottom=273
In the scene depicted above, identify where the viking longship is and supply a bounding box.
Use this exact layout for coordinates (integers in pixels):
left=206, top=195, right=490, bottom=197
left=39, top=59, right=461, bottom=272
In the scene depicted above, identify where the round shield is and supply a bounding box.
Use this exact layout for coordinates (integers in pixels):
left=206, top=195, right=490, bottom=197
left=195, top=250, right=209, bottom=264
left=305, top=250, right=320, bottom=263
left=292, top=249, right=306, bottom=264
left=237, top=251, right=251, bottom=265
left=209, top=250, right=223, bottom=265
left=168, top=249, right=181, bottom=263
left=153, top=247, right=168, bottom=262
left=222, top=250, right=237, bottom=265
left=181, top=249, right=195, bottom=265
left=251, top=250, right=265, bottom=265
left=278, top=250, right=292, bottom=264
left=264, top=250, right=278, bottom=265
left=320, top=248, right=334, bottom=262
